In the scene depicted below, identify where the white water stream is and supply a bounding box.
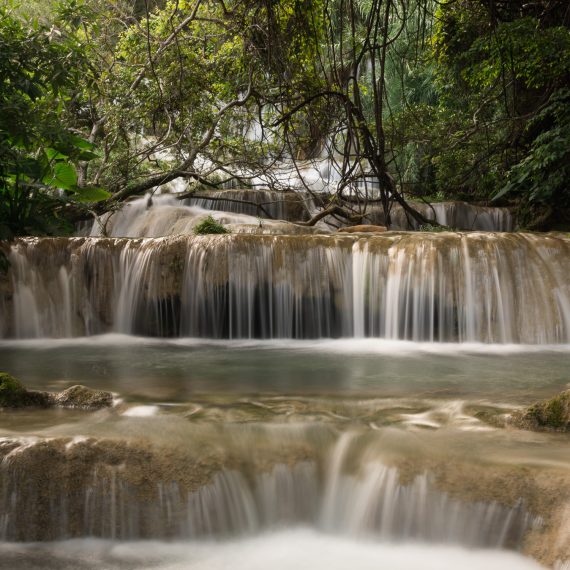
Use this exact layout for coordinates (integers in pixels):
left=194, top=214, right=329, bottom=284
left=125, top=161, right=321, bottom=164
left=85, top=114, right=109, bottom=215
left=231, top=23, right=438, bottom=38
left=3, top=232, right=570, bottom=342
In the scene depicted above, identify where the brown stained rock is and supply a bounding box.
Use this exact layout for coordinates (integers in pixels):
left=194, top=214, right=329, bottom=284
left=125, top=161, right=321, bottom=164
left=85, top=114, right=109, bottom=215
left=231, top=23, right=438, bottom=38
left=0, top=435, right=313, bottom=541
left=51, top=385, right=113, bottom=410
left=389, top=456, right=570, bottom=568
left=337, top=224, right=387, bottom=233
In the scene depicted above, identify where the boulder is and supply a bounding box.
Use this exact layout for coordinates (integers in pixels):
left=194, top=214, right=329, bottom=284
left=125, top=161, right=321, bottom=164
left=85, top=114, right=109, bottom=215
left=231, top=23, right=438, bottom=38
left=0, top=373, right=49, bottom=408
left=510, top=390, right=570, bottom=432
left=337, top=224, right=387, bottom=233
left=51, top=385, right=114, bottom=410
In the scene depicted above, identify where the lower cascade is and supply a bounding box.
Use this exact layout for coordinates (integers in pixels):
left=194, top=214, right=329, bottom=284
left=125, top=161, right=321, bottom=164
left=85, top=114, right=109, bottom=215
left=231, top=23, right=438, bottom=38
left=1, top=232, right=569, bottom=343
left=0, top=435, right=533, bottom=546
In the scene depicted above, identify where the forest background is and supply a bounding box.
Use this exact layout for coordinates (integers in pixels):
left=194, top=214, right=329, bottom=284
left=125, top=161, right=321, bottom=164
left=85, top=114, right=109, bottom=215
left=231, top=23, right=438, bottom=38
left=0, top=0, right=568, bottom=246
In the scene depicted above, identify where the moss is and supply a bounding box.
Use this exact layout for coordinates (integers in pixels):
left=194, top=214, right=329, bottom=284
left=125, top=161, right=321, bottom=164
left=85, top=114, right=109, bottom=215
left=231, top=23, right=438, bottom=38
left=528, top=394, right=567, bottom=428
left=510, top=390, right=570, bottom=432
left=0, top=372, right=31, bottom=408
left=193, top=216, right=229, bottom=235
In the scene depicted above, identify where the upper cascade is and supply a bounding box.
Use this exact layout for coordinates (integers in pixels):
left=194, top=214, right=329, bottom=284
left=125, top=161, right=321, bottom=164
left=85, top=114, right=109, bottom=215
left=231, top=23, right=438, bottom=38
left=81, top=194, right=323, bottom=238
left=79, top=193, right=514, bottom=238
left=1, top=232, right=569, bottom=343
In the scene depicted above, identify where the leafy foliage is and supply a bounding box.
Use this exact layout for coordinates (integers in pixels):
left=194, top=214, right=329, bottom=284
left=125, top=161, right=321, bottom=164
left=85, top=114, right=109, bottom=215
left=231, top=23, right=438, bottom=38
left=494, top=89, right=570, bottom=227
left=0, top=6, right=109, bottom=243
left=395, top=0, right=570, bottom=227
left=419, top=223, right=453, bottom=232
left=1, top=0, right=569, bottom=234
left=193, top=216, right=230, bottom=235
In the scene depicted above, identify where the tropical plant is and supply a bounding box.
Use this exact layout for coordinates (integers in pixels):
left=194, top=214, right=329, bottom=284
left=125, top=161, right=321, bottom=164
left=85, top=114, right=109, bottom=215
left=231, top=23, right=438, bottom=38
left=193, top=216, right=230, bottom=235
left=0, top=6, right=108, bottom=242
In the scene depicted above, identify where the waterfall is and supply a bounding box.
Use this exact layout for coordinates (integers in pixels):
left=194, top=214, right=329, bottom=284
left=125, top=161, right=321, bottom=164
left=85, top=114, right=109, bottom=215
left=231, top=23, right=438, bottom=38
left=83, top=194, right=318, bottom=238
left=85, top=195, right=264, bottom=238
left=1, top=232, right=569, bottom=342
left=364, top=201, right=514, bottom=232
left=79, top=192, right=512, bottom=237
left=188, top=189, right=311, bottom=221
left=0, top=436, right=533, bottom=546
left=184, top=463, right=530, bottom=547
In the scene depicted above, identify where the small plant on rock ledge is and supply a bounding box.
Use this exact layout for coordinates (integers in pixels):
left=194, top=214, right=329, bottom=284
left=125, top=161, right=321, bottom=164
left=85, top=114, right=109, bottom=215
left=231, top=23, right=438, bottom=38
left=419, top=223, right=453, bottom=232
left=193, top=216, right=230, bottom=235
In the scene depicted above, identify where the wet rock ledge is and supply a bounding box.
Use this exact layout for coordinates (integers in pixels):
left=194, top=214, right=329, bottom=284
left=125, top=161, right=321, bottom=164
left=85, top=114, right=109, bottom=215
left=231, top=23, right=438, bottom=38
left=0, top=372, right=113, bottom=410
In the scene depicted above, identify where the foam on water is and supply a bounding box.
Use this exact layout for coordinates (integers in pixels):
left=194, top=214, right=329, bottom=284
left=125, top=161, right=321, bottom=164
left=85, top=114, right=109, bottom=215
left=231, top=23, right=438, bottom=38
left=1, top=333, right=570, bottom=355
left=122, top=405, right=160, bottom=417
left=0, top=530, right=545, bottom=570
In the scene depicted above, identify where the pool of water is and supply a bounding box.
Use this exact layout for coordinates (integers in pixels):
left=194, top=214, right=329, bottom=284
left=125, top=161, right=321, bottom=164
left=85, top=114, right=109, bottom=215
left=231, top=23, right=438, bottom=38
left=0, top=336, right=568, bottom=569
left=1, top=336, right=568, bottom=403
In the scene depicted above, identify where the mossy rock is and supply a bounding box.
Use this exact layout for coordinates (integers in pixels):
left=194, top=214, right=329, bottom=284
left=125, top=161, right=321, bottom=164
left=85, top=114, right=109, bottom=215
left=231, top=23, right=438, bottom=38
left=0, top=373, right=48, bottom=408
left=510, top=390, right=570, bottom=432
left=0, top=373, right=112, bottom=410
left=0, top=373, right=27, bottom=407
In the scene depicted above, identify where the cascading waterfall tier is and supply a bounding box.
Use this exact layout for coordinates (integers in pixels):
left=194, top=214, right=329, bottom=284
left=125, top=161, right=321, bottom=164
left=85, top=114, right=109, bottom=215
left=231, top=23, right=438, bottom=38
left=364, top=201, right=514, bottom=232
left=0, top=436, right=534, bottom=546
left=1, top=232, right=569, bottom=342
left=188, top=189, right=311, bottom=221
left=82, top=194, right=320, bottom=238
left=79, top=192, right=512, bottom=236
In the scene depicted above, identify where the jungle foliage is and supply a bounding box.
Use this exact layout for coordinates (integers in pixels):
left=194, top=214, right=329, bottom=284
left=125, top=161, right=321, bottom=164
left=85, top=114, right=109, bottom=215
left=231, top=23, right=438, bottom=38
left=1, top=0, right=569, bottom=232
left=0, top=5, right=109, bottom=241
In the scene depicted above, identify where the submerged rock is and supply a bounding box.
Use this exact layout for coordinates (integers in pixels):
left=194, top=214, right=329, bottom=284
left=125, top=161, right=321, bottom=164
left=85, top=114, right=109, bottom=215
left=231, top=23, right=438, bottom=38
left=0, top=373, right=112, bottom=410
left=510, top=390, right=570, bottom=432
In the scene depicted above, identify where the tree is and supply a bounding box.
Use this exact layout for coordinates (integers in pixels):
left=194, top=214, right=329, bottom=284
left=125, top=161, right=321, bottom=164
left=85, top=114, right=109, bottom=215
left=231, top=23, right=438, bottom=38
left=260, top=0, right=439, bottom=227
left=69, top=0, right=281, bottom=204
left=51, top=0, right=435, bottom=228
left=423, top=0, right=570, bottom=227
left=2, top=0, right=568, bottom=233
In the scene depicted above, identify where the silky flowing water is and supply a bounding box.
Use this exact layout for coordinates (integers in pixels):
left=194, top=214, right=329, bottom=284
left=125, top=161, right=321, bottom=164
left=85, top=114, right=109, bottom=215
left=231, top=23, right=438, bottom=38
left=0, top=230, right=568, bottom=569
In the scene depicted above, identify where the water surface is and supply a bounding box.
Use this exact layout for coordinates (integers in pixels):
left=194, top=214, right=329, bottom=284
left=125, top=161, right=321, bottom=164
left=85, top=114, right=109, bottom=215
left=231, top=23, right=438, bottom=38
left=1, top=336, right=568, bottom=402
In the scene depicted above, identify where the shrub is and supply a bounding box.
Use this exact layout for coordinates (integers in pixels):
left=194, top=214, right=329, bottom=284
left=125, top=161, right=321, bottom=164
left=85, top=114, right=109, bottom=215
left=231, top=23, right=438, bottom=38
left=193, top=216, right=229, bottom=235
left=418, top=223, right=452, bottom=232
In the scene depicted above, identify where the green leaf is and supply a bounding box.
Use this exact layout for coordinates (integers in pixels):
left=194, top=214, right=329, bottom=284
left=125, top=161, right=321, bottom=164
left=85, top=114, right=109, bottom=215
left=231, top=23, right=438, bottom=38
left=71, top=186, right=111, bottom=203
left=492, top=182, right=514, bottom=202
left=68, top=135, right=95, bottom=151
left=45, top=148, right=68, bottom=161
left=77, top=150, right=100, bottom=161
left=47, top=162, right=78, bottom=190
